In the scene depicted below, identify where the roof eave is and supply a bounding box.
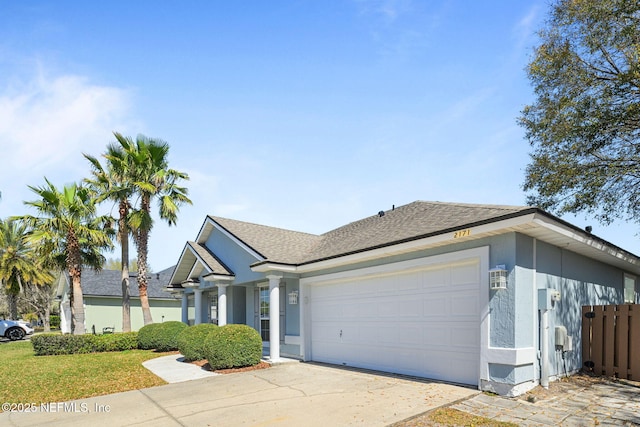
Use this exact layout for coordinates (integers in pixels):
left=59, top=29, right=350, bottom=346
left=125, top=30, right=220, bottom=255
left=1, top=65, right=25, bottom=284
left=249, top=209, right=640, bottom=276
left=251, top=261, right=299, bottom=273
left=201, top=273, right=236, bottom=282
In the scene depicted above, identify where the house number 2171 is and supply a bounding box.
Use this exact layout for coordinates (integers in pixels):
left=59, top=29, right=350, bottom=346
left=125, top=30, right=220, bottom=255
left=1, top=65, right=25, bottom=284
left=454, top=229, right=471, bottom=238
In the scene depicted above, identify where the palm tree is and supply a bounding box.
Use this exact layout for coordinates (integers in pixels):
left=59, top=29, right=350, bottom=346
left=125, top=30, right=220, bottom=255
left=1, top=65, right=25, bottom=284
left=85, top=140, right=136, bottom=332
left=0, top=218, right=53, bottom=319
left=18, top=179, right=113, bottom=334
left=115, top=133, right=191, bottom=325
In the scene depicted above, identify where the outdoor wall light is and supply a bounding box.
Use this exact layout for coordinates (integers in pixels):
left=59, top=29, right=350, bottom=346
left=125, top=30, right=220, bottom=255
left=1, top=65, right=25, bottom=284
left=489, top=265, right=508, bottom=290
left=288, top=290, right=299, bottom=305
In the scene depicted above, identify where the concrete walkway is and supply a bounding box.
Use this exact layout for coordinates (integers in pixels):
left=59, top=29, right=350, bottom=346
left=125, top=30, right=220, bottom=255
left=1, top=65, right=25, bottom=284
left=1, top=360, right=478, bottom=427
left=141, top=354, right=218, bottom=383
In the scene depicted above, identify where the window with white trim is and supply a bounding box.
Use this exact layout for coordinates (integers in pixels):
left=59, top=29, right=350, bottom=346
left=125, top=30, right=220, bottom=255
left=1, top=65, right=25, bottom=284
left=210, top=293, right=218, bottom=324
left=259, top=287, right=269, bottom=341
left=624, top=273, right=636, bottom=304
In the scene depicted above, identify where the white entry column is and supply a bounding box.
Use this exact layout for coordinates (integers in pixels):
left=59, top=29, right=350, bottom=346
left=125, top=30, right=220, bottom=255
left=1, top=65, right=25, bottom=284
left=181, top=293, right=188, bottom=324
left=267, top=274, right=282, bottom=361
left=217, top=284, right=228, bottom=326
left=194, top=289, right=203, bottom=325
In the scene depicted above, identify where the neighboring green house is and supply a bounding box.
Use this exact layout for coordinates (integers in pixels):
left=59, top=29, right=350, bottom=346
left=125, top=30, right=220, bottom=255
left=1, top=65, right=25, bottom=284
left=55, top=267, right=181, bottom=333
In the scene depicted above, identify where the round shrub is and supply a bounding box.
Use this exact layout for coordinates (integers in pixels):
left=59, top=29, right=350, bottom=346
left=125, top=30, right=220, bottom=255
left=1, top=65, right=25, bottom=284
left=177, top=323, right=219, bottom=361
left=138, top=321, right=188, bottom=351
left=204, top=324, right=262, bottom=370
left=137, top=323, right=163, bottom=350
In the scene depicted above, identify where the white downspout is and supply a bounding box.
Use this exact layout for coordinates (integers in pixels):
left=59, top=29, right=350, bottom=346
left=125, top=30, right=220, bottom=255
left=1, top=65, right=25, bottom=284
left=540, top=307, right=550, bottom=388
left=532, top=239, right=538, bottom=383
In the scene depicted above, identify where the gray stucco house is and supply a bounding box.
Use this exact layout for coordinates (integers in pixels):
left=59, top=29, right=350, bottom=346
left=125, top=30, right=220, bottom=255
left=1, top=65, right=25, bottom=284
left=167, top=201, right=639, bottom=396
left=56, top=267, right=181, bottom=333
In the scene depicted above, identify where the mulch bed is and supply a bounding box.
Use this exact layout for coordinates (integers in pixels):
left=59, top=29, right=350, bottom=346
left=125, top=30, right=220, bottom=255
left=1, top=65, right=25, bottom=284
left=188, top=359, right=271, bottom=374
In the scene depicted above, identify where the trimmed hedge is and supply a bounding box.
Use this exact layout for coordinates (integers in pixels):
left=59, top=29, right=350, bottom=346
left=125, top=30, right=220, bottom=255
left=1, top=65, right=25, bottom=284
left=177, top=324, right=219, bottom=362
left=203, top=324, right=262, bottom=370
left=137, top=323, right=163, bottom=350
left=137, top=321, right=188, bottom=351
left=31, top=332, right=139, bottom=356
left=49, top=315, right=61, bottom=328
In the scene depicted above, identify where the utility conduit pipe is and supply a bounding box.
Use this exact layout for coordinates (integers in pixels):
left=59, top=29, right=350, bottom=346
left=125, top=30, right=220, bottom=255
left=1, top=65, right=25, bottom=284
left=540, top=307, right=549, bottom=388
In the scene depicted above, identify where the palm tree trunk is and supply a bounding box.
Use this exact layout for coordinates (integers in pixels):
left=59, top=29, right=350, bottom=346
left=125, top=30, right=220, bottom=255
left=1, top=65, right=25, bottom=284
left=119, top=200, right=131, bottom=332
left=43, top=304, right=51, bottom=332
left=136, top=228, right=153, bottom=325
left=70, top=269, right=85, bottom=335
left=67, top=230, right=85, bottom=335
left=7, top=292, right=18, bottom=320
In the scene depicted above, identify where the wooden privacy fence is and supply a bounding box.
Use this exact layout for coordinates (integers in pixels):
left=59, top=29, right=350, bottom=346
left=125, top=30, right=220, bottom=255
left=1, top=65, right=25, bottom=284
left=582, top=304, right=640, bottom=380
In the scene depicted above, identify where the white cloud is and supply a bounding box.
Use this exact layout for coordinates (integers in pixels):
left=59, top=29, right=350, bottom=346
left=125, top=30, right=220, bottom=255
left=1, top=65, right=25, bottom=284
left=0, top=70, right=136, bottom=217
left=354, top=0, right=412, bottom=22
left=0, top=73, right=132, bottom=171
left=514, top=6, right=541, bottom=45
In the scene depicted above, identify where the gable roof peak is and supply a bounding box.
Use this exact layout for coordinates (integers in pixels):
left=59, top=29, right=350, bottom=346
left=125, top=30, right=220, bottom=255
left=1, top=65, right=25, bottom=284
left=207, top=214, right=318, bottom=238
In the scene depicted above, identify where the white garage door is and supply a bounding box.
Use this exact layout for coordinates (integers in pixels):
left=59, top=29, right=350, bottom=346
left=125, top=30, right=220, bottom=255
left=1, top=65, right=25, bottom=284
left=308, top=255, right=481, bottom=385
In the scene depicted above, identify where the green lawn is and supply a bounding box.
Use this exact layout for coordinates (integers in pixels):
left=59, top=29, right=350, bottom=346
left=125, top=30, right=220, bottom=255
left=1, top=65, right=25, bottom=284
left=0, top=340, right=171, bottom=406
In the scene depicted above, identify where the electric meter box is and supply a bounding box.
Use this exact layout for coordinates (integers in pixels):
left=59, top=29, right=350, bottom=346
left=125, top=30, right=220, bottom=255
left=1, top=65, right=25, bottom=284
left=538, top=288, right=561, bottom=310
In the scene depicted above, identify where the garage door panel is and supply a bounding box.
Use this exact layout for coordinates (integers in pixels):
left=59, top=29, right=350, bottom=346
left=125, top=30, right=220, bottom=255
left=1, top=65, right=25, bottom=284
left=450, top=326, right=480, bottom=348
left=359, top=325, right=380, bottom=343
left=450, top=294, right=479, bottom=316
left=422, top=268, right=448, bottom=287
left=423, top=326, right=450, bottom=345
left=396, top=325, right=424, bottom=345
left=311, top=302, right=343, bottom=321
left=451, top=263, right=479, bottom=284
left=423, top=297, right=449, bottom=316
left=312, top=322, right=341, bottom=342
left=309, top=255, right=481, bottom=386
left=394, top=274, right=421, bottom=292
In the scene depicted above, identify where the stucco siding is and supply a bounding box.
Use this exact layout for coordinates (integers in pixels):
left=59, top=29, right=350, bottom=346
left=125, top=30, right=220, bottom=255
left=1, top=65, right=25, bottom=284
left=284, top=280, right=300, bottom=336
left=489, top=363, right=535, bottom=385
left=514, top=234, right=535, bottom=349
left=245, top=285, right=256, bottom=329
left=484, top=233, right=517, bottom=348
left=205, top=228, right=263, bottom=283
left=231, top=286, right=246, bottom=324
left=535, top=240, right=627, bottom=378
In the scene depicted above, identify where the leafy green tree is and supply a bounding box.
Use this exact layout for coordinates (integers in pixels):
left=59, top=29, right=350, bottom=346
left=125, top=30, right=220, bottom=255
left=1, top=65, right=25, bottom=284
left=112, top=133, right=191, bottom=325
left=17, top=179, right=113, bottom=334
left=0, top=219, right=53, bottom=319
left=520, top=0, right=640, bottom=223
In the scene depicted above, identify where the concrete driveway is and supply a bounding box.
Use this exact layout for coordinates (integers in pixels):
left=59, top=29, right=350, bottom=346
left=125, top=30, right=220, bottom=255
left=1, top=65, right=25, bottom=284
left=1, top=362, right=477, bottom=427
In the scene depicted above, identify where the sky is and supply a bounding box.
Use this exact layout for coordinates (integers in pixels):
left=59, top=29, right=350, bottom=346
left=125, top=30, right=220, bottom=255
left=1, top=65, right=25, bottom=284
left=0, top=0, right=637, bottom=272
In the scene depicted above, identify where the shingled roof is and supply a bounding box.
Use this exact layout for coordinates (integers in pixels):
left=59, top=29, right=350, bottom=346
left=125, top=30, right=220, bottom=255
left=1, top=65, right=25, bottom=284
left=208, top=216, right=322, bottom=264
left=186, top=241, right=234, bottom=276
left=307, top=201, right=532, bottom=263
left=209, top=201, right=532, bottom=265
left=73, top=266, right=178, bottom=299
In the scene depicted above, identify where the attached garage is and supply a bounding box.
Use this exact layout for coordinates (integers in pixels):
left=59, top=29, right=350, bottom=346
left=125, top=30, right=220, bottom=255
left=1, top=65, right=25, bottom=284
left=303, top=247, right=488, bottom=386
left=171, top=201, right=640, bottom=396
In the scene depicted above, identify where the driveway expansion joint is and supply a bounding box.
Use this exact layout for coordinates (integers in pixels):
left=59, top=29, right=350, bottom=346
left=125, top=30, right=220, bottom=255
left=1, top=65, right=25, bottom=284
left=139, top=389, right=188, bottom=427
